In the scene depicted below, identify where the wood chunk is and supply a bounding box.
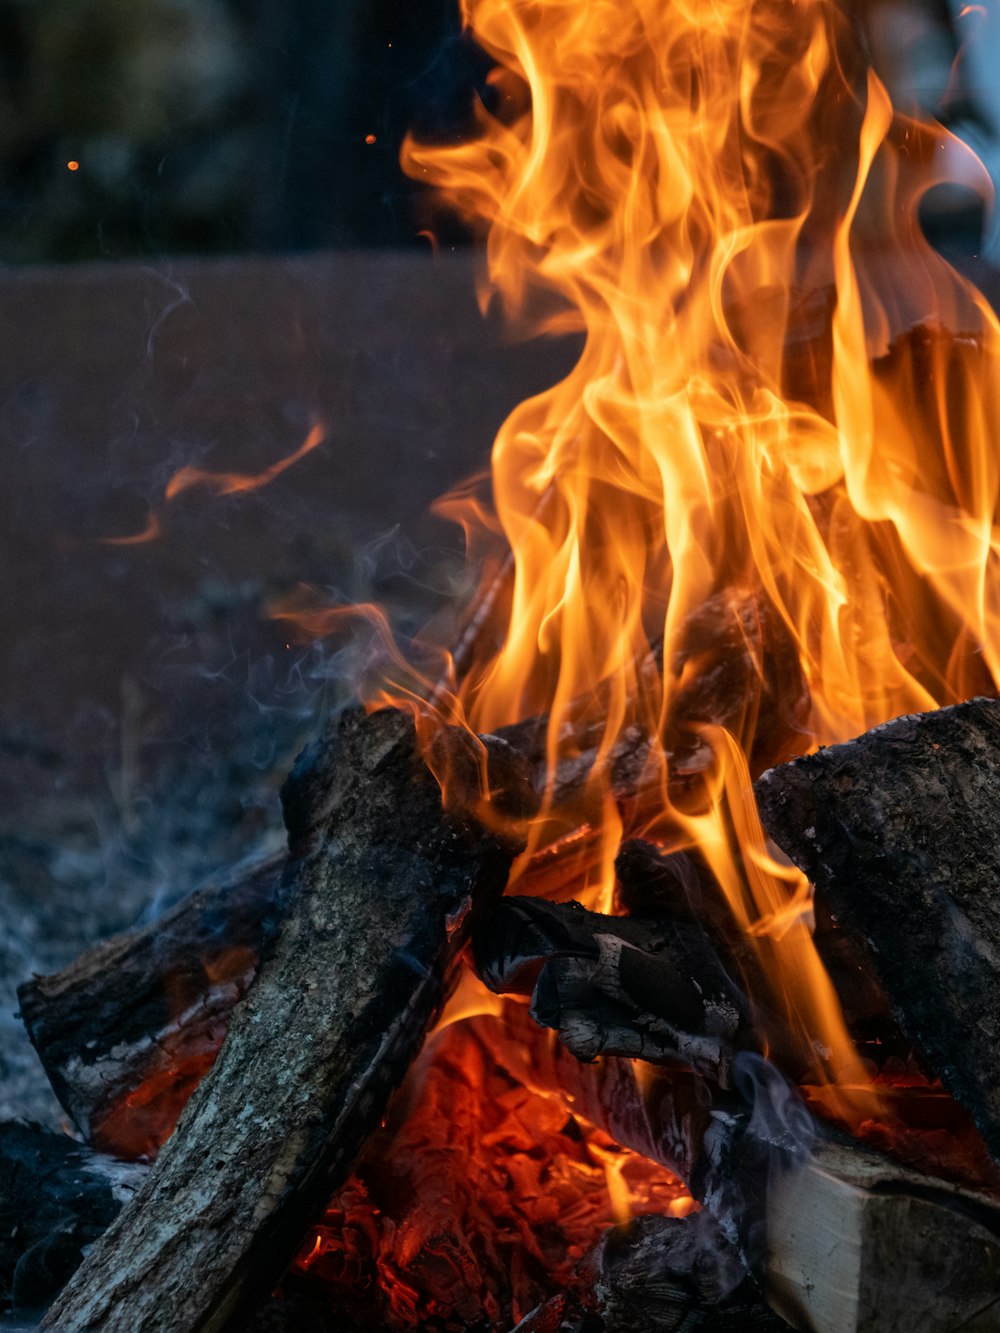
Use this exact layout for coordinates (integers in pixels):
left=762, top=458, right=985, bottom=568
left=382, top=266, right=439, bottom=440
left=472, top=896, right=752, bottom=1081
left=483, top=999, right=1000, bottom=1333
left=765, top=1139, right=1000, bottom=1333
left=0, top=1120, right=143, bottom=1315
left=755, top=697, right=1000, bottom=1162
left=18, top=850, right=286, bottom=1156
left=41, top=707, right=532, bottom=1333
left=614, top=839, right=900, bottom=1060
left=576, top=1211, right=791, bottom=1331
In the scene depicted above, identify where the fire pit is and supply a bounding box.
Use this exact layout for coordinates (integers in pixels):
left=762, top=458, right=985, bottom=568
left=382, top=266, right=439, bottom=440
left=7, top=0, right=1000, bottom=1330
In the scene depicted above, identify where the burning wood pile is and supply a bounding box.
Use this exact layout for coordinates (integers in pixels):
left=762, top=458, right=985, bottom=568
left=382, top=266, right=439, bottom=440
left=7, top=0, right=1000, bottom=1329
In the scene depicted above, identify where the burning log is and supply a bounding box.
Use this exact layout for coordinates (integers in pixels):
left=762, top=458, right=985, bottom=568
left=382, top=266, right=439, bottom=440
left=40, top=707, right=533, bottom=1333
left=18, top=850, right=286, bottom=1156
left=496, top=589, right=810, bottom=811
left=755, top=696, right=1000, bottom=1164
left=480, top=1006, right=1000, bottom=1333
left=614, top=839, right=900, bottom=1055
left=0, top=1121, right=144, bottom=1316
left=473, top=895, right=754, bottom=1081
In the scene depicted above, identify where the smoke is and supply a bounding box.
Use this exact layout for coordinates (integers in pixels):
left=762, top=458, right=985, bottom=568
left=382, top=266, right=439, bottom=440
left=701, top=1051, right=816, bottom=1279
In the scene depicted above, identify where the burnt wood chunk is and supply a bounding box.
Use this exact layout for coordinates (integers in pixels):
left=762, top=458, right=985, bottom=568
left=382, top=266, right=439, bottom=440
left=18, top=850, right=286, bottom=1157
left=41, top=707, right=532, bottom=1333
left=754, top=697, right=1000, bottom=1161
left=0, top=1121, right=144, bottom=1316
left=578, top=1211, right=791, bottom=1331
left=472, top=896, right=751, bottom=1081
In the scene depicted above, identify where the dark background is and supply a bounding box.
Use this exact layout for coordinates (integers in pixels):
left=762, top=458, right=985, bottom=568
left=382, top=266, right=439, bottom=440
left=0, top=0, right=492, bottom=262
left=0, top=0, right=995, bottom=265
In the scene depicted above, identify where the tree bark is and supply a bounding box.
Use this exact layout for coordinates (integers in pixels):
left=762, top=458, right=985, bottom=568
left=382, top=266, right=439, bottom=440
left=18, top=850, right=286, bottom=1157
left=754, top=696, right=1000, bottom=1162
left=40, top=706, right=532, bottom=1333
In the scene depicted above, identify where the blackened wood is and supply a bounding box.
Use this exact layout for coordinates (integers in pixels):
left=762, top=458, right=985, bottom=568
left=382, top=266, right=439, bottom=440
left=41, top=707, right=532, bottom=1333
left=614, top=840, right=900, bottom=1060
left=18, top=850, right=286, bottom=1156
left=483, top=1006, right=1000, bottom=1332
left=755, top=697, right=1000, bottom=1162
left=0, top=1120, right=143, bottom=1315
left=576, top=1211, right=790, bottom=1331
left=472, top=896, right=751, bottom=1082
left=496, top=588, right=809, bottom=812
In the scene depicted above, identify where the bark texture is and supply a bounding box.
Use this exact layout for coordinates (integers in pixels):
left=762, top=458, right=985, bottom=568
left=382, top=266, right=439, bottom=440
left=755, top=697, right=1000, bottom=1161
left=41, top=707, right=531, bottom=1333
left=18, top=850, right=286, bottom=1156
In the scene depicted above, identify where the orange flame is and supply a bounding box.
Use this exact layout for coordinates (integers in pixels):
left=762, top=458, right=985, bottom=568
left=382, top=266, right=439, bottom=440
left=388, top=0, right=1000, bottom=1119
left=102, top=422, right=326, bottom=544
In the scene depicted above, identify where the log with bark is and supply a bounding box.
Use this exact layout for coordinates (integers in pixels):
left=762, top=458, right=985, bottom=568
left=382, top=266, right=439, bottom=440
left=18, top=849, right=286, bottom=1157
left=40, top=706, right=535, bottom=1333
left=755, top=696, right=1000, bottom=1163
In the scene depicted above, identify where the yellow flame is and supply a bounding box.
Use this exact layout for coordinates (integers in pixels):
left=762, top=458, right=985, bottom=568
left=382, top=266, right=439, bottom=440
left=390, top=0, right=1000, bottom=1120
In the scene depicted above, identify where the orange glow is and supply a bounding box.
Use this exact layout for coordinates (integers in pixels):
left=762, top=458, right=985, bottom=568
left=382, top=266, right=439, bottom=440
left=288, top=1014, right=690, bottom=1327
left=365, top=133, right=378, bottom=145
left=383, top=0, right=1000, bottom=1126
left=66, top=160, right=79, bottom=172
left=164, top=421, right=326, bottom=501
left=103, top=421, right=325, bottom=544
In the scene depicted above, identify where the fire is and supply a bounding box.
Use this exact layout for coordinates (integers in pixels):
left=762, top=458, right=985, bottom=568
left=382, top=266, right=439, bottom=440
left=390, top=0, right=1000, bottom=1118
left=94, top=0, right=1000, bottom=1324
left=288, top=1014, right=692, bottom=1329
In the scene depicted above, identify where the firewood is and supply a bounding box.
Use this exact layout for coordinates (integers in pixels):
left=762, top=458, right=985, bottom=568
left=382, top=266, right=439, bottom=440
left=511, top=1211, right=791, bottom=1331
left=40, top=707, right=534, bottom=1333
left=755, top=697, right=1000, bottom=1163
left=614, top=839, right=901, bottom=1057
left=16, top=589, right=804, bottom=1156
left=18, top=849, right=286, bottom=1157
left=577, top=1210, right=791, bottom=1331
left=0, top=1120, right=144, bottom=1315
left=472, top=895, right=754, bottom=1081
left=480, top=1005, right=1000, bottom=1333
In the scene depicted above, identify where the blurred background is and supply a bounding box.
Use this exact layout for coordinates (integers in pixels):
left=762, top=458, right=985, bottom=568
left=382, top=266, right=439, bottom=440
left=0, top=0, right=493, bottom=262
left=0, top=0, right=997, bottom=264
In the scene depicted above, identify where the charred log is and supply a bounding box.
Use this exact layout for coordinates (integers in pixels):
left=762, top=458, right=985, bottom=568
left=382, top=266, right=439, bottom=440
left=614, top=839, right=900, bottom=1057
left=40, top=707, right=534, bottom=1333
left=472, top=895, right=754, bottom=1081
left=576, top=1210, right=791, bottom=1331
left=482, top=1005, right=1000, bottom=1333
left=0, top=1120, right=143, bottom=1316
left=755, top=696, right=1000, bottom=1162
left=18, top=850, right=286, bottom=1157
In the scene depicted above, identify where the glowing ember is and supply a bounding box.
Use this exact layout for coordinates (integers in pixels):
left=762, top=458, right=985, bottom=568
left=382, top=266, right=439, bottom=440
left=288, top=1014, right=691, bottom=1329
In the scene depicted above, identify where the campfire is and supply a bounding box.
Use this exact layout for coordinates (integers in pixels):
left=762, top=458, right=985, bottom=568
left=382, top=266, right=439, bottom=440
left=9, top=0, right=1000, bottom=1329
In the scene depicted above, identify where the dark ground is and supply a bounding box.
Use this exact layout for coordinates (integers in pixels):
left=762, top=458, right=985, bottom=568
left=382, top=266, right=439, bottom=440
left=0, top=249, right=577, bottom=1122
